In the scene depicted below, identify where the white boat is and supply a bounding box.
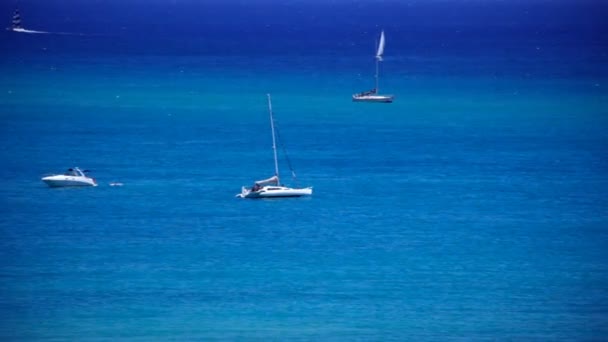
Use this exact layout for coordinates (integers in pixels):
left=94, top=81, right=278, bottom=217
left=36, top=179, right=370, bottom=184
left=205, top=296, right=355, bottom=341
left=237, top=94, right=313, bottom=199
left=42, top=167, right=98, bottom=187
left=353, top=30, right=394, bottom=103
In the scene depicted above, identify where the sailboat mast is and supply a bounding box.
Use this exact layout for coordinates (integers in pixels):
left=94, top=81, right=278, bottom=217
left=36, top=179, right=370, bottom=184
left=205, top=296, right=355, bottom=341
left=267, top=94, right=280, bottom=185
left=375, top=57, right=380, bottom=93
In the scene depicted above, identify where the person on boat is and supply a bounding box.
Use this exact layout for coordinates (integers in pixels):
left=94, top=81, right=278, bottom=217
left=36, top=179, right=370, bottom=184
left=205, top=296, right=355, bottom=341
left=357, top=89, right=377, bottom=97
left=251, top=183, right=261, bottom=192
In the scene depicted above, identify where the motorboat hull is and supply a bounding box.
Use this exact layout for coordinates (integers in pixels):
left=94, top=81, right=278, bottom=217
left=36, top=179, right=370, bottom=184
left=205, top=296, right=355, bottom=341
left=352, top=94, right=394, bottom=103
left=42, top=175, right=97, bottom=187
left=237, top=186, right=312, bottom=199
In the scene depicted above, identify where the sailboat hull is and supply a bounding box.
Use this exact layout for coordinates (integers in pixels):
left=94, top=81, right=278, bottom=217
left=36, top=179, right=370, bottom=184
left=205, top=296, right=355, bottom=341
left=237, top=186, right=313, bottom=199
left=352, top=94, right=394, bottom=103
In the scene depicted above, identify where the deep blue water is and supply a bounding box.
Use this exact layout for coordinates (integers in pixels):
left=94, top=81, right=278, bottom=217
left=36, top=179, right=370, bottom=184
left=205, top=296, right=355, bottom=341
left=1, top=0, right=608, bottom=340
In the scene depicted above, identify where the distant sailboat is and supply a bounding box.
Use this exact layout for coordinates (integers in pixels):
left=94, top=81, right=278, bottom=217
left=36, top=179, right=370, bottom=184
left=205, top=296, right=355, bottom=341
left=11, top=9, right=22, bottom=30
left=6, top=8, right=56, bottom=34
left=353, top=30, right=394, bottom=103
left=237, top=94, right=313, bottom=199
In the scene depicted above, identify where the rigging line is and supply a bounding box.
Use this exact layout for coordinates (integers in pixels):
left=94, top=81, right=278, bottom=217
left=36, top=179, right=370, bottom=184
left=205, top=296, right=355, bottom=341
left=273, top=117, right=299, bottom=184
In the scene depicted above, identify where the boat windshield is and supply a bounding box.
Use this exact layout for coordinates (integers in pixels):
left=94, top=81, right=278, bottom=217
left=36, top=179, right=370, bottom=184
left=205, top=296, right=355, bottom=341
left=65, top=168, right=84, bottom=176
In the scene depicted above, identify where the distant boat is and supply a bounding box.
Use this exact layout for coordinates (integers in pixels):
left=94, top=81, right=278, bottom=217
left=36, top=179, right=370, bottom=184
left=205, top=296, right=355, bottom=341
left=6, top=8, right=49, bottom=34
left=6, top=9, right=23, bottom=32
left=42, top=167, right=98, bottom=187
left=353, top=30, right=394, bottom=103
left=237, top=94, right=313, bottom=199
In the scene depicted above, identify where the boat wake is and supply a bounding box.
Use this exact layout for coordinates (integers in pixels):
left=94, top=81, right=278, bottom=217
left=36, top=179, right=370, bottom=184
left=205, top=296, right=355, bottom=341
left=12, top=27, right=50, bottom=34
left=11, top=28, right=85, bottom=36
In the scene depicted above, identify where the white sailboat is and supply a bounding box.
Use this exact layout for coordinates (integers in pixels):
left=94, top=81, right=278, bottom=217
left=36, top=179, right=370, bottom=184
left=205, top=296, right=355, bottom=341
left=237, top=94, right=313, bottom=199
left=353, top=30, right=394, bottom=103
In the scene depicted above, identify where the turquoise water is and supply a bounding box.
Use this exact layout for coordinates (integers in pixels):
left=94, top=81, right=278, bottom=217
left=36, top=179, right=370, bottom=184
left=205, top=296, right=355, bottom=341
left=1, top=1, right=608, bottom=339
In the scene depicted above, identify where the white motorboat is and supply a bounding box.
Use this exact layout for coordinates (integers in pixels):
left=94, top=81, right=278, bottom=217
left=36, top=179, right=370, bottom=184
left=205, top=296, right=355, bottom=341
left=352, top=30, right=394, bottom=103
left=42, top=167, right=97, bottom=187
left=237, top=94, right=313, bottom=199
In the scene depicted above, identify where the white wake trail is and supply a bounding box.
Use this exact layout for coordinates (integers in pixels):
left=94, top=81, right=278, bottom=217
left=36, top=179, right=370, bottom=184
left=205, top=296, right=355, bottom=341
left=12, top=28, right=85, bottom=36
left=12, top=28, right=51, bottom=34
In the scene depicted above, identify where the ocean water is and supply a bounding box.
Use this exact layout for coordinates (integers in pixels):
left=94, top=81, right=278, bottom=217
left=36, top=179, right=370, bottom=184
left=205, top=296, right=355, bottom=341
left=1, top=1, right=608, bottom=340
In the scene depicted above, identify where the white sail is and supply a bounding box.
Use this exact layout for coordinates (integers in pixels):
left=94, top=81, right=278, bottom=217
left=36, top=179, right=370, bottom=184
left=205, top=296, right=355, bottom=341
left=255, top=176, right=278, bottom=186
left=376, top=30, right=385, bottom=61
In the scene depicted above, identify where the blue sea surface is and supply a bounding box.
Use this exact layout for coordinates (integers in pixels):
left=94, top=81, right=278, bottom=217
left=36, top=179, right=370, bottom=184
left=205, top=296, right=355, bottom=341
left=1, top=0, right=607, bottom=340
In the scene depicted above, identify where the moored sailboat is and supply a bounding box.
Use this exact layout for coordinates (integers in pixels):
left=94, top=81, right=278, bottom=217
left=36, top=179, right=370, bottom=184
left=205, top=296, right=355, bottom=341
left=237, top=95, right=313, bottom=199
